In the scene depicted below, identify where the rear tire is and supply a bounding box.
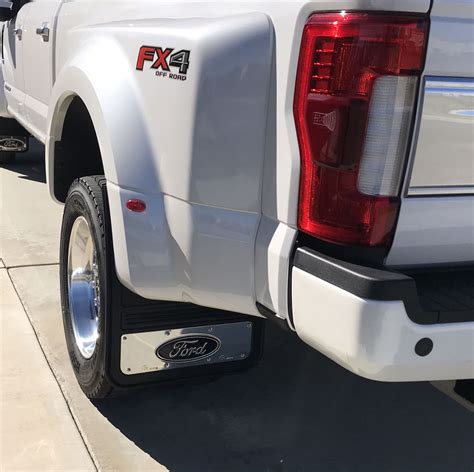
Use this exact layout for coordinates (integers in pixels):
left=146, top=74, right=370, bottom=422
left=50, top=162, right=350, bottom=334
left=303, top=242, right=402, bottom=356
left=0, top=153, right=16, bottom=165
left=60, top=176, right=116, bottom=399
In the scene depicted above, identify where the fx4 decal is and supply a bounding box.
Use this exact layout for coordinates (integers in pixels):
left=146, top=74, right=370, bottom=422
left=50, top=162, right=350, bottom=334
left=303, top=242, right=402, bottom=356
left=136, top=46, right=191, bottom=81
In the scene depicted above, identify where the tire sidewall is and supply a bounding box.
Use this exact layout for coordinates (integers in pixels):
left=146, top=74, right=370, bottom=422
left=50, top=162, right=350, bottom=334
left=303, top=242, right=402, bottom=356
left=60, top=181, right=108, bottom=395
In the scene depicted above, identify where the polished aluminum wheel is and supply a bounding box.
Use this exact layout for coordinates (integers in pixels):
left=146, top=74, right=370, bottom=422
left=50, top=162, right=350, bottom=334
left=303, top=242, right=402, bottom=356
left=67, top=216, right=100, bottom=359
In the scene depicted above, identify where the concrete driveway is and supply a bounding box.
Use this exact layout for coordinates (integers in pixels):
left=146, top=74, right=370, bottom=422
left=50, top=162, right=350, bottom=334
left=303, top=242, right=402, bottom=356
left=1, top=142, right=473, bottom=472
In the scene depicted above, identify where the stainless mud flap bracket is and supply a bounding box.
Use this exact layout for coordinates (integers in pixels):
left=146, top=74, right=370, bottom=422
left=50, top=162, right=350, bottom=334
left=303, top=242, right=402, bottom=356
left=121, top=321, right=255, bottom=375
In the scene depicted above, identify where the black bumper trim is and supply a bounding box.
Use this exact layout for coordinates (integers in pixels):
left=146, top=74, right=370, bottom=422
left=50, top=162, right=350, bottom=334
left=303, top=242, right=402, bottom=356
left=294, top=247, right=416, bottom=301
left=293, top=247, right=474, bottom=325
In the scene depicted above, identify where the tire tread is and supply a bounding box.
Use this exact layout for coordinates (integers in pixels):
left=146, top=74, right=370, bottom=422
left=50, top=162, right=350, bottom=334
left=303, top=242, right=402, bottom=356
left=64, top=176, right=117, bottom=399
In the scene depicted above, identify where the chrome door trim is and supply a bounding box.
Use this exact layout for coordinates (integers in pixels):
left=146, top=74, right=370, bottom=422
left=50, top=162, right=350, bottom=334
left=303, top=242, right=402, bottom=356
left=409, top=185, right=474, bottom=197
left=424, top=78, right=474, bottom=96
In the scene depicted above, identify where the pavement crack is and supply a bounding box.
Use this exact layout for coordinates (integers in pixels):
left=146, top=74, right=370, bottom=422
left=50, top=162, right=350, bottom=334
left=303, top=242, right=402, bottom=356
left=6, top=262, right=59, bottom=269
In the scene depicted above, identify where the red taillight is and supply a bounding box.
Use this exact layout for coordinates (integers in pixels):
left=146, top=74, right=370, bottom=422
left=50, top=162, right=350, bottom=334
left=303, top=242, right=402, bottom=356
left=294, top=12, right=428, bottom=247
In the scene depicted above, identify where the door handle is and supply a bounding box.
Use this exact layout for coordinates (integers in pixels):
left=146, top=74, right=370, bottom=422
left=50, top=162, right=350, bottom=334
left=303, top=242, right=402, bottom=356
left=36, top=24, right=50, bottom=42
left=13, top=27, right=22, bottom=41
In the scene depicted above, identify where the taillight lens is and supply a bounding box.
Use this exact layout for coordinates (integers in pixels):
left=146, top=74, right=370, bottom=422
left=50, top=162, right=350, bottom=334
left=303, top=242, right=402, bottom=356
left=294, top=12, right=428, bottom=247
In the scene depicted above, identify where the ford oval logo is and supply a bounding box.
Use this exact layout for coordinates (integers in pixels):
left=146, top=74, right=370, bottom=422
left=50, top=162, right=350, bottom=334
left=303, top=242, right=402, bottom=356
left=0, top=138, right=26, bottom=151
left=156, top=335, right=221, bottom=363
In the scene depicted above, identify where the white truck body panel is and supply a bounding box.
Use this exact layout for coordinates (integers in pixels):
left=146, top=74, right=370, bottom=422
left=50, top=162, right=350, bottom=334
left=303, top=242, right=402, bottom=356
left=0, top=22, right=9, bottom=117
left=50, top=11, right=274, bottom=315
left=386, top=196, right=474, bottom=267
left=0, top=66, right=8, bottom=117
left=2, top=8, right=28, bottom=120
left=387, top=0, right=474, bottom=267
left=20, top=0, right=60, bottom=140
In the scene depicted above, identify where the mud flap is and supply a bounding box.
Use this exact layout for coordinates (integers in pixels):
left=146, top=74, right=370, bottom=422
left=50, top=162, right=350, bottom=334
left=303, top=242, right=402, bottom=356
left=106, top=275, right=265, bottom=388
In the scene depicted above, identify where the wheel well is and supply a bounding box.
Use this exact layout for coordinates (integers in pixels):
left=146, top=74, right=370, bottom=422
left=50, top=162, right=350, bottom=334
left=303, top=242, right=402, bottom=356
left=54, top=97, right=104, bottom=202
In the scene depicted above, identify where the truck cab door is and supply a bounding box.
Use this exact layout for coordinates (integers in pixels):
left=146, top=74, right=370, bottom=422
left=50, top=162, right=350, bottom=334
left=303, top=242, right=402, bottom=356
left=2, top=4, right=29, bottom=120
left=21, top=0, right=62, bottom=140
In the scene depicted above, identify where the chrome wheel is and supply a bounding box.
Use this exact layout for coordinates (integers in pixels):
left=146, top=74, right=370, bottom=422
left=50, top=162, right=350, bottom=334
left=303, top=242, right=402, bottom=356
left=67, top=216, right=100, bottom=359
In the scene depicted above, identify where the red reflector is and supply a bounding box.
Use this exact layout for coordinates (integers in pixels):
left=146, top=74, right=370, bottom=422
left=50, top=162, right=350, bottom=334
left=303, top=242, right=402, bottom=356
left=294, top=12, right=428, bottom=247
left=126, top=199, right=146, bottom=213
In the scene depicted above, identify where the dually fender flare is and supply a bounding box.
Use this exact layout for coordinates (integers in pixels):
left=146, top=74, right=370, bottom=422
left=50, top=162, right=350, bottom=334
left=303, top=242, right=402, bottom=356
left=46, top=36, right=161, bottom=203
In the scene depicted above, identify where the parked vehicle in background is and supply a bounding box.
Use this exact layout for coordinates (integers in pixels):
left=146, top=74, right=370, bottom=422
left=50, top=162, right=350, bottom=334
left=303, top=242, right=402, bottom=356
left=0, top=20, right=28, bottom=163
left=1, top=0, right=473, bottom=401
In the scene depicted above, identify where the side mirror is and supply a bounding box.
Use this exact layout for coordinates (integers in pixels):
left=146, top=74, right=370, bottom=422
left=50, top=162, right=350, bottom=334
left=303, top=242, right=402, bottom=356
left=0, top=2, right=14, bottom=22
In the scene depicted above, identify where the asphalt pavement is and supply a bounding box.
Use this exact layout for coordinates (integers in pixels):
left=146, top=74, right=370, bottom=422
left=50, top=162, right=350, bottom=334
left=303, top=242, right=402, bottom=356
left=1, top=142, right=473, bottom=472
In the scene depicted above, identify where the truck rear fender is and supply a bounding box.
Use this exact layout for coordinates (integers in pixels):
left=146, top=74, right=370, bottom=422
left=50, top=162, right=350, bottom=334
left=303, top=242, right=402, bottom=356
left=47, top=14, right=274, bottom=316
left=47, top=36, right=156, bottom=199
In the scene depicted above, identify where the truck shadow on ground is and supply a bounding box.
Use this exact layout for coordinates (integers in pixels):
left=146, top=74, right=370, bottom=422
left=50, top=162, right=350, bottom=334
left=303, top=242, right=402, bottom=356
left=95, top=323, right=473, bottom=472
left=1, top=141, right=46, bottom=184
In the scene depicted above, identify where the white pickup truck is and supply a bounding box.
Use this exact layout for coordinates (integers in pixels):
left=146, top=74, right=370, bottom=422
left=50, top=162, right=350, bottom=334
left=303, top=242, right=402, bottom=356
left=1, top=0, right=473, bottom=400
